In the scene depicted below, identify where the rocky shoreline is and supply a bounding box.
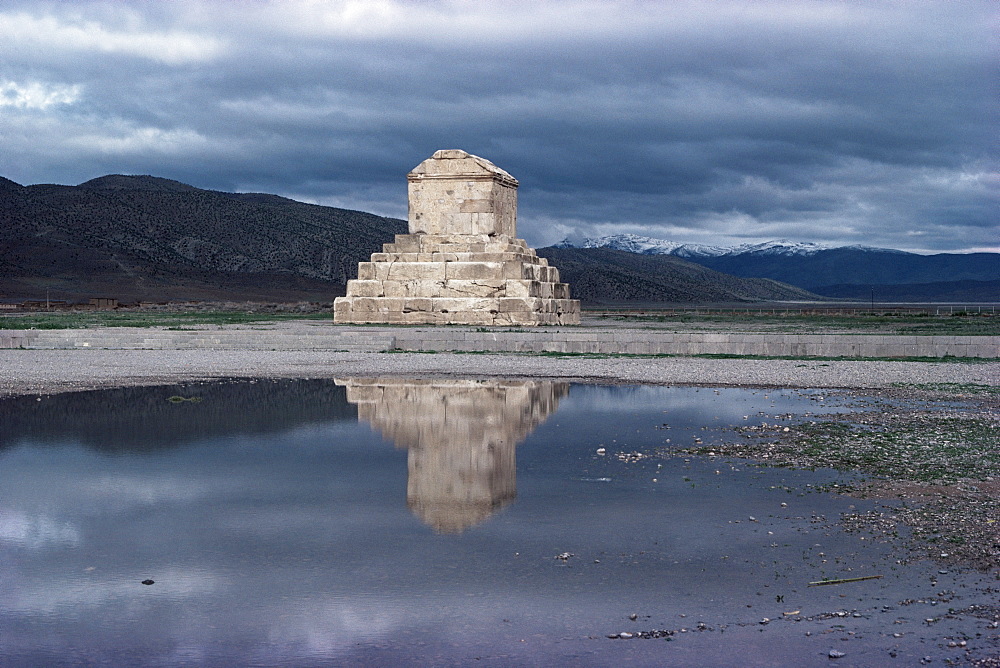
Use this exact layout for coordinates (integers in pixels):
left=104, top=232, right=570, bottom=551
left=676, top=384, right=1000, bottom=574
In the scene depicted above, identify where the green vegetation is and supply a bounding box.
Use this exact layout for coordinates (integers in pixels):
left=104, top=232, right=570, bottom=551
left=596, top=311, right=999, bottom=336
left=0, top=311, right=332, bottom=329
left=448, top=350, right=991, bottom=363
left=890, top=382, right=1000, bottom=397
left=692, top=353, right=992, bottom=363
left=787, top=417, right=999, bottom=484
left=682, top=404, right=1000, bottom=486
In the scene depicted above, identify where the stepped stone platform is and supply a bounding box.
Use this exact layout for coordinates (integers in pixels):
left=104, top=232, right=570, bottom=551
left=334, top=149, right=579, bottom=326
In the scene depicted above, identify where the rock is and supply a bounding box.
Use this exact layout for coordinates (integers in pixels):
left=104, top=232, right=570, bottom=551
left=828, top=650, right=845, bottom=658
left=141, top=579, right=154, bottom=585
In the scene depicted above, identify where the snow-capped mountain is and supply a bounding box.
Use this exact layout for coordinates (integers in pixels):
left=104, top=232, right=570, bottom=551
left=555, top=234, right=897, bottom=258
left=550, top=234, right=999, bottom=297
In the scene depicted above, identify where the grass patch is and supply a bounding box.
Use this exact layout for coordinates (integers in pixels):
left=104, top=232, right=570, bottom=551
left=685, top=412, right=1000, bottom=485
left=447, top=350, right=992, bottom=363
left=0, top=311, right=332, bottom=329
left=890, top=382, right=1000, bottom=397
left=692, top=353, right=993, bottom=363
left=595, top=312, right=999, bottom=336
left=792, top=418, right=999, bottom=483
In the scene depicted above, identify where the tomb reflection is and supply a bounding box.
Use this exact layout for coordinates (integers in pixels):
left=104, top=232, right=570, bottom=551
left=337, top=378, right=568, bottom=533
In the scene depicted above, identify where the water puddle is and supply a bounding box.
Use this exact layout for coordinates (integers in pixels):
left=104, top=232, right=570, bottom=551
left=0, top=379, right=995, bottom=666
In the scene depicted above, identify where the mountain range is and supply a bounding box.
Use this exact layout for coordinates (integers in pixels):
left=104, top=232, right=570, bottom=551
left=556, top=234, right=999, bottom=301
left=0, top=174, right=826, bottom=306
left=535, top=247, right=816, bottom=305
left=2, top=175, right=994, bottom=305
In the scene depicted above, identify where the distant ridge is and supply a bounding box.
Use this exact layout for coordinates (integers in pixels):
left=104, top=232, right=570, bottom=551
left=1, top=174, right=823, bottom=305
left=814, top=279, right=1000, bottom=302
left=537, top=247, right=819, bottom=305
left=557, top=234, right=999, bottom=301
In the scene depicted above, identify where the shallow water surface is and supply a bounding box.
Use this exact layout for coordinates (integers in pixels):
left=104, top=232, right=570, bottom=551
left=0, top=379, right=995, bottom=666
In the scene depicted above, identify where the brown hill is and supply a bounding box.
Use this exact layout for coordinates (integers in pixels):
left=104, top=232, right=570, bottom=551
left=1, top=175, right=406, bottom=303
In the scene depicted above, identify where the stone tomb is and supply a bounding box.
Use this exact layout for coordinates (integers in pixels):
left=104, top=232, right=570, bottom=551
left=333, top=149, right=580, bottom=325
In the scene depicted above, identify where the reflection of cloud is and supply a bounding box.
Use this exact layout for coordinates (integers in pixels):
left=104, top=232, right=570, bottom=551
left=259, top=599, right=402, bottom=659
left=2, top=567, right=221, bottom=615
left=76, top=473, right=223, bottom=505
left=0, top=509, right=79, bottom=548
left=338, top=378, right=567, bottom=533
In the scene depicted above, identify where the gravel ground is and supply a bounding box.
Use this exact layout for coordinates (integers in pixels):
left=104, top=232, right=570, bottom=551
left=1, top=348, right=998, bottom=396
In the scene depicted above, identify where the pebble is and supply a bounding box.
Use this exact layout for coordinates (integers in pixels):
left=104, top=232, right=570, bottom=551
left=828, top=649, right=845, bottom=658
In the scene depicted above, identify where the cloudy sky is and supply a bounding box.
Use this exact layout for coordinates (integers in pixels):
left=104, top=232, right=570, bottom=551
left=1, top=1, right=996, bottom=252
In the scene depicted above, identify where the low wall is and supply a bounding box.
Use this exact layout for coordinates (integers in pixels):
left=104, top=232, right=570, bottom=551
left=0, top=331, right=39, bottom=349
left=1, top=327, right=997, bottom=358
left=392, top=330, right=999, bottom=359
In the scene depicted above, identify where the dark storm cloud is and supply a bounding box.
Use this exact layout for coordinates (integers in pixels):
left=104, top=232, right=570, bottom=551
left=0, top=1, right=995, bottom=251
